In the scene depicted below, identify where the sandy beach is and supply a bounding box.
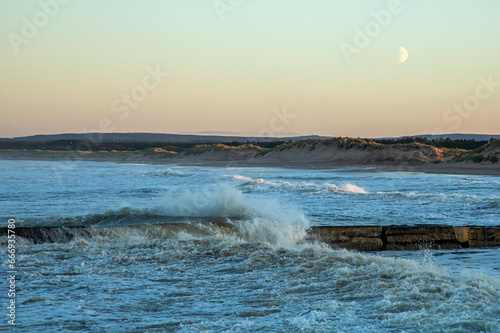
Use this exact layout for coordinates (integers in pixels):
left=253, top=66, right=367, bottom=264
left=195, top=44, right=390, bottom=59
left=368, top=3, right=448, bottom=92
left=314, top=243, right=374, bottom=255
left=1, top=148, right=499, bottom=176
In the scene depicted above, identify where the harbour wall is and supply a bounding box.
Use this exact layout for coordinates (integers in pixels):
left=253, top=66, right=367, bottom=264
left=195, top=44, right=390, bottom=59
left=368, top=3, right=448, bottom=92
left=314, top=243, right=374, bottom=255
left=307, top=225, right=500, bottom=251
left=2, top=225, right=500, bottom=251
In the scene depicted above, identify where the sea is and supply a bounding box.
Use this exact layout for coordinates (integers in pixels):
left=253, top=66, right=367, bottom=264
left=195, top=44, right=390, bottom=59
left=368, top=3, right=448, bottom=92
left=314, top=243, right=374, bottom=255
left=1, top=159, right=499, bottom=332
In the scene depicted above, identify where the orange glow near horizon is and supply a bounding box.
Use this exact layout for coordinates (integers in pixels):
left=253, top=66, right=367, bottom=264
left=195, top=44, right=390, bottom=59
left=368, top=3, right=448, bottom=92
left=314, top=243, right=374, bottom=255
left=1, top=1, right=499, bottom=138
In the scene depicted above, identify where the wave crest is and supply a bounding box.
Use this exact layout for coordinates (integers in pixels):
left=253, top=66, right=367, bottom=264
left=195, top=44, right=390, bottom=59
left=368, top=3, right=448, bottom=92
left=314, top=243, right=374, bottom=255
left=21, top=185, right=310, bottom=249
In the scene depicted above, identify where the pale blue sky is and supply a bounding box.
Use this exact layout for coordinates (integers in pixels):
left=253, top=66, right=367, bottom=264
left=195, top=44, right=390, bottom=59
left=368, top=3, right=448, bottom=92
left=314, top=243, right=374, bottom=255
left=1, top=0, right=499, bottom=138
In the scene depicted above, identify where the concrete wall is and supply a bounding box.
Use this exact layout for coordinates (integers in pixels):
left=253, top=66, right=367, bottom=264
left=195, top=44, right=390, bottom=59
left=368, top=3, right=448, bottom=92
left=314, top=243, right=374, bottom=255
left=307, top=226, right=500, bottom=251
left=2, top=225, right=500, bottom=251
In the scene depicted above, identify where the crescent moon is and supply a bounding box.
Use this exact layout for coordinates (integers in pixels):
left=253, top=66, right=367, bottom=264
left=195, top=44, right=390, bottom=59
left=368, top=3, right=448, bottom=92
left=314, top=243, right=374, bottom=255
left=399, top=46, right=408, bottom=63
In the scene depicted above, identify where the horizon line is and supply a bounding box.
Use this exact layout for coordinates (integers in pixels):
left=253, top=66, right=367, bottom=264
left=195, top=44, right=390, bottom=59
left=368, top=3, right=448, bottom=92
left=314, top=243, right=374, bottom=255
left=2, top=131, right=500, bottom=141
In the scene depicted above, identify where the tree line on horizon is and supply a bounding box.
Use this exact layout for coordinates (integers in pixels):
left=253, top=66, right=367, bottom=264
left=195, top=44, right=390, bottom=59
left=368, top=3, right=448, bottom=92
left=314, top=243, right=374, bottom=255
left=0, top=140, right=287, bottom=152
left=0, top=137, right=492, bottom=152
left=368, top=137, right=490, bottom=150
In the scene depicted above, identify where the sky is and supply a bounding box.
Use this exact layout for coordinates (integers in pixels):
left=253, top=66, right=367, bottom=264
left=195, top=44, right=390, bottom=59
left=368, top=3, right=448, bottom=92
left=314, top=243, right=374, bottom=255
left=1, top=0, right=499, bottom=138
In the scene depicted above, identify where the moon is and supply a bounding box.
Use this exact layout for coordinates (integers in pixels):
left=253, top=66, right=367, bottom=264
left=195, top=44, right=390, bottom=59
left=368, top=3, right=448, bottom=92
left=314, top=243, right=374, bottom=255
left=399, top=46, right=408, bottom=63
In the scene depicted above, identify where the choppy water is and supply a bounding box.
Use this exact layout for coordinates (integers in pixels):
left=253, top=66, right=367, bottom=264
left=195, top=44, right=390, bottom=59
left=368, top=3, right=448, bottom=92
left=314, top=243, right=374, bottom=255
left=1, top=160, right=499, bottom=332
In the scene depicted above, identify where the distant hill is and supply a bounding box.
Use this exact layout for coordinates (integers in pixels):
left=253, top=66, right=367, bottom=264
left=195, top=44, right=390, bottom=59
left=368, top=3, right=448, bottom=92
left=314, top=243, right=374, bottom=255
left=1, top=133, right=331, bottom=143
left=380, top=134, right=500, bottom=141
left=2, top=132, right=499, bottom=144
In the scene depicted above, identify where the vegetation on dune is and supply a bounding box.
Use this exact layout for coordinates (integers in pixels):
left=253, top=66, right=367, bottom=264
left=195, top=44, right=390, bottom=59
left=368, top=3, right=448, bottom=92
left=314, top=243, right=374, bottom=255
left=265, top=137, right=478, bottom=163
left=0, top=138, right=498, bottom=163
left=0, top=139, right=284, bottom=152
left=270, top=137, right=445, bottom=153
left=142, top=148, right=177, bottom=157
left=183, top=143, right=267, bottom=155
left=182, top=144, right=215, bottom=155
left=451, top=139, right=500, bottom=163
left=487, top=139, right=500, bottom=149
left=271, top=137, right=382, bottom=152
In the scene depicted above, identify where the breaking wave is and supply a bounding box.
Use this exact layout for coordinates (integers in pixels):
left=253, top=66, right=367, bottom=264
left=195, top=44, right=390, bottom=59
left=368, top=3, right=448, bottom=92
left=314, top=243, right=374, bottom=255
left=148, top=168, right=190, bottom=177
left=18, top=185, right=310, bottom=249
left=224, top=174, right=367, bottom=194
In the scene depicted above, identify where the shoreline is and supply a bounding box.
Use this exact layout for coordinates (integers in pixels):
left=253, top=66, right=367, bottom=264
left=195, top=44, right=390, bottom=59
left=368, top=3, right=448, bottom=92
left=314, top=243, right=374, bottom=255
left=1, top=149, right=499, bottom=176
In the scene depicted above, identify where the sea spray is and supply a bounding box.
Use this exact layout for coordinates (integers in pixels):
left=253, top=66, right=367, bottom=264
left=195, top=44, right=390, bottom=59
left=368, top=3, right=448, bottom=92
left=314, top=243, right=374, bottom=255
left=12, top=211, right=500, bottom=332
left=5, top=161, right=500, bottom=332
left=156, top=184, right=311, bottom=248
left=233, top=174, right=368, bottom=194
left=324, top=183, right=367, bottom=194
left=22, top=184, right=311, bottom=248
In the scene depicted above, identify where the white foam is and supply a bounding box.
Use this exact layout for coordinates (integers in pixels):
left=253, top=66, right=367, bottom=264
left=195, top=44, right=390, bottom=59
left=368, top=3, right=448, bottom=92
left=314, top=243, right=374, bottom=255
left=238, top=177, right=367, bottom=194
left=324, top=183, right=366, bottom=194
left=223, top=174, right=253, bottom=181
left=152, top=168, right=187, bottom=177
left=290, top=310, right=326, bottom=329
left=155, top=184, right=310, bottom=248
left=337, top=183, right=367, bottom=194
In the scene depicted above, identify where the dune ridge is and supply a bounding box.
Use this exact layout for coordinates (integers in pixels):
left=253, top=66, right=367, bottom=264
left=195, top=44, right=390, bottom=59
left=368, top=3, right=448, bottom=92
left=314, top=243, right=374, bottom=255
left=1, top=137, right=499, bottom=175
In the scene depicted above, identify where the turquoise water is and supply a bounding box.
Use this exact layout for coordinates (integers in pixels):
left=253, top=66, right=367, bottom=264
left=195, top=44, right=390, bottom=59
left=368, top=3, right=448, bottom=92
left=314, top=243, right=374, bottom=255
left=1, top=160, right=499, bottom=332
left=2, top=160, right=499, bottom=227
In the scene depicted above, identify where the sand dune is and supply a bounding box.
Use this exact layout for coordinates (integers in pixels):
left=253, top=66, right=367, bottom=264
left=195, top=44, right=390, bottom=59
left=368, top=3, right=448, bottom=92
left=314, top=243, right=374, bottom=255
left=1, top=138, right=499, bottom=175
